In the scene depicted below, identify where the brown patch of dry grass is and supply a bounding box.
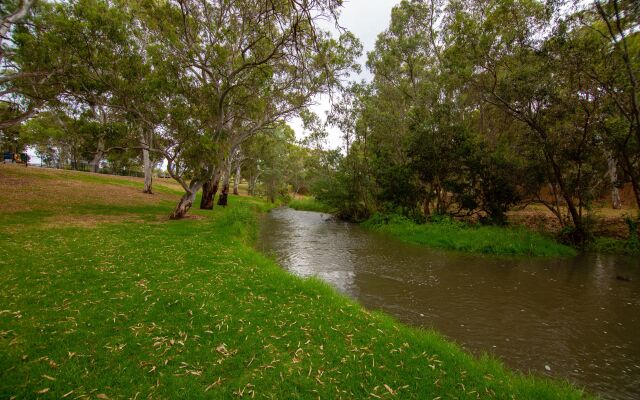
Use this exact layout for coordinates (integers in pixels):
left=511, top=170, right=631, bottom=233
left=508, top=203, right=638, bottom=239
left=40, top=214, right=154, bottom=228
left=0, top=165, right=179, bottom=215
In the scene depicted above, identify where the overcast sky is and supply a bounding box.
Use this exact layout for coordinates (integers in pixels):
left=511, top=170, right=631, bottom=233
left=289, top=0, right=400, bottom=149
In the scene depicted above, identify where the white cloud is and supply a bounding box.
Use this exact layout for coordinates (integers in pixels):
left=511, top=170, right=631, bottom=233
left=290, top=0, right=400, bottom=149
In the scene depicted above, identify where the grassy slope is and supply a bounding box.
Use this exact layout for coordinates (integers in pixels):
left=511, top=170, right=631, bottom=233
left=0, top=166, right=588, bottom=399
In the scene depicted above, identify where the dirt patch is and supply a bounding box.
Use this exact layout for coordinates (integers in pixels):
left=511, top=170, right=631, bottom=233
left=508, top=204, right=638, bottom=239
left=41, top=214, right=151, bottom=228
left=178, top=215, right=205, bottom=221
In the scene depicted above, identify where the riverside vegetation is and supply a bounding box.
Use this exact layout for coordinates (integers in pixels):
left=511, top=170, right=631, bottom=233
left=361, top=214, right=578, bottom=258
left=0, top=166, right=591, bottom=399
left=288, top=197, right=637, bottom=257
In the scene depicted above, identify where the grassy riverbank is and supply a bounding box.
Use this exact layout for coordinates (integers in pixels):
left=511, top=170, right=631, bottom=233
left=0, top=166, right=588, bottom=399
left=288, top=196, right=335, bottom=213
left=288, top=197, right=576, bottom=257
left=363, top=214, right=577, bottom=257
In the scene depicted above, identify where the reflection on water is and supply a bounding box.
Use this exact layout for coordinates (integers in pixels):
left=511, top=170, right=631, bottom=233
left=258, top=207, right=640, bottom=400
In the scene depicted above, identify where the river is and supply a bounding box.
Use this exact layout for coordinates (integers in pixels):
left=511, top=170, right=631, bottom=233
left=258, top=207, right=640, bottom=400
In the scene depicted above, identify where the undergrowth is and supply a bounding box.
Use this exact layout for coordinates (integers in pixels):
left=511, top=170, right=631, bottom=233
left=362, top=213, right=578, bottom=257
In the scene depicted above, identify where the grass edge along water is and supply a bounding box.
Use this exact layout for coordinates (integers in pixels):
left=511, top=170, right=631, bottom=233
left=0, top=168, right=589, bottom=398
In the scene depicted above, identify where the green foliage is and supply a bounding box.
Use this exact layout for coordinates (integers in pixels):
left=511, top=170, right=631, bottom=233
left=588, top=217, right=640, bottom=255
left=363, top=213, right=577, bottom=257
left=314, top=0, right=640, bottom=249
left=288, top=197, right=334, bottom=213
left=589, top=236, right=640, bottom=256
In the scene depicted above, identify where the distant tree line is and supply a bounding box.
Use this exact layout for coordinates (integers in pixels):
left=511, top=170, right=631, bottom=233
left=309, top=0, right=639, bottom=244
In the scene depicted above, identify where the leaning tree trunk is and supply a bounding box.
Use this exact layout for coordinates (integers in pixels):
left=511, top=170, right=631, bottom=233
left=170, top=190, right=197, bottom=219
left=607, top=154, right=622, bottom=209
left=233, top=158, right=241, bottom=195
left=549, top=154, right=586, bottom=243
left=143, top=148, right=153, bottom=194
left=200, top=174, right=220, bottom=210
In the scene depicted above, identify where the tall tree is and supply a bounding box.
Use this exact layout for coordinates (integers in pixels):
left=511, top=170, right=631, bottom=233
left=137, top=0, right=360, bottom=219
left=1, top=0, right=64, bottom=129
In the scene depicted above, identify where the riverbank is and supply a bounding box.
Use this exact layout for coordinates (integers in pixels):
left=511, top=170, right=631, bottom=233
left=288, top=196, right=335, bottom=213
left=288, top=196, right=639, bottom=257
left=363, top=214, right=578, bottom=257
left=0, top=166, right=588, bottom=398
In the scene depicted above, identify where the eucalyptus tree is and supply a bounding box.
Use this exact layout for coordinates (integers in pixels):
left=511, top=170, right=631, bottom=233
left=441, top=0, right=611, bottom=241
left=137, top=0, right=360, bottom=219
left=574, top=0, right=640, bottom=210
left=1, top=0, right=65, bottom=129
left=51, top=0, right=167, bottom=193
left=2, top=0, right=161, bottom=191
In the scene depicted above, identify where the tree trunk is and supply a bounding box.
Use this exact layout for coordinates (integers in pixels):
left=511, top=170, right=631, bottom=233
left=233, top=159, right=241, bottom=195
left=143, top=148, right=153, bottom=194
left=618, top=145, right=640, bottom=210
left=170, top=190, right=197, bottom=220
left=548, top=152, right=586, bottom=243
left=217, top=159, right=233, bottom=206
left=248, top=174, right=256, bottom=195
left=218, top=184, right=229, bottom=207
left=607, top=155, right=622, bottom=209
left=629, top=176, right=640, bottom=212
left=217, top=168, right=231, bottom=207
left=422, top=198, right=431, bottom=217
left=89, top=150, right=103, bottom=173
left=200, top=175, right=220, bottom=210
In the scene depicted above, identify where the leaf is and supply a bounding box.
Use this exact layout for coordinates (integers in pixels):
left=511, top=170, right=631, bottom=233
left=383, top=384, right=395, bottom=395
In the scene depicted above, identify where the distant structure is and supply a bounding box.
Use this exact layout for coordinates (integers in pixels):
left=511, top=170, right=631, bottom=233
left=3, top=151, right=29, bottom=165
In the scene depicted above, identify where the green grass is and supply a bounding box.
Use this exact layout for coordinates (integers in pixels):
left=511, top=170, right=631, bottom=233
left=362, top=214, right=578, bottom=257
left=0, top=169, right=589, bottom=399
left=288, top=197, right=335, bottom=213
left=588, top=236, right=640, bottom=255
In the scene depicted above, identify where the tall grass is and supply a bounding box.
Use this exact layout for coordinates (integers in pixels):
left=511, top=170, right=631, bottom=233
left=363, top=214, right=578, bottom=257
left=288, top=196, right=334, bottom=213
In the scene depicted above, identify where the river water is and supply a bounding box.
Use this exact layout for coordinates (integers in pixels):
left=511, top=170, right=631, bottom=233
left=258, top=208, right=640, bottom=399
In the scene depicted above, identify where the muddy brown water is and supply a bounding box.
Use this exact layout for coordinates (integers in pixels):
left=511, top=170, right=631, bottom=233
left=258, top=208, right=640, bottom=400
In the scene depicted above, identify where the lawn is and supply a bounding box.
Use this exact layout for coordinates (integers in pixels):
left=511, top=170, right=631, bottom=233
left=0, top=166, right=588, bottom=399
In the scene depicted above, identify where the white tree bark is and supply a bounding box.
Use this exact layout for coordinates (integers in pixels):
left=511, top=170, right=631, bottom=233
left=143, top=148, right=153, bottom=194
left=233, top=157, right=241, bottom=195
left=89, top=143, right=104, bottom=173
left=170, top=182, right=203, bottom=219
left=608, top=154, right=622, bottom=209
